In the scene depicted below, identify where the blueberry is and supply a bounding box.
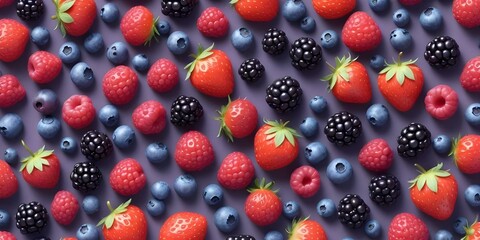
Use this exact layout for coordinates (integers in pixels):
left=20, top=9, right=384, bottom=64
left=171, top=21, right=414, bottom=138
left=174, top=174, right=197, bottom=198
left=132, top=54, right=150, bottom=73
left=84, top=32, right=104, bottom=54
left=390, top=28, right=412, bottom=52
left=453, top=217, right=468, bottom=235
left=320, top=30, right=339, bottom=49
left=0, top=113, right=23, bottom=139
left=464, top=184, right=480, bottom=207
left=366, top=104, right=389, bottom=127
left=214, top=206, right=240, bottom=233
left=4, top=148, right=18, bottom=165
left=231, top=27, right=254, bottom=52
left=82, top=195, right=99, bottom=215
left=282, top=0, right=306, bottom=22
left=369, top=0, right=389, bottom=13
left=106, top=41, right=129, bottom=65
left=33, top=89, right=58, bottom=115
left=0, top=209, right=10, bottom=229
left=37, top=115, right=61, bottom=139
left=309, top=96, right=328, bottom=114
left=316, top=198, right=336, bottom=217
left=299, top=117, right=319, bottom=138
left=370, top=55, right=386, bottom=72
left=112, top=125, right=136, bottom=149
left=364, top=219, right=382, bottom=238
left=465, top=103, right=480, bottom=126
left=100, top=3, right=120, bottom=24
left=283, top=200, right=300, bottom=219
left=265, top=230, right=284, bottom=240
left=156, top=20, right=171, bottom=37
left=305, top=142, right=328, bottom=165
left=326, top=158, right=353, bottom=184
left=76, top=223, right=100, bottom=240
left=31, top=26, right=50, bottom=47
left=434, top=229, right=453, bottom=240
left=60, top=137, right=78, bottom=155
left=145, top=142, right=169, bottom=165
left=393, top=8, right=410, bottom=27
left=146, top=199, right=166, bottom=217
left=98, top=104, right=120, bottom=129
left=300, top=16, right=316, bottom=33
left=59, top=41, right=81, bottom=65
left=151, top=181, right=171, bottom=200
left=203, top=184, right=224, bottom=206
left=70, top=62, right=95, bottom=90
left=419, top=7, right=443, bottom=32
left=167, top=31, right=190, bottom=55
left=432, top=135, right=452, bottom=156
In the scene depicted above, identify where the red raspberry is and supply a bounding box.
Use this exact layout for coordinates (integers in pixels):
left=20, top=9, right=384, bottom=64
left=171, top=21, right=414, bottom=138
left=196, top=7, right=229, bottom=38
left=50, top=190, right=79, bottom=226
left=102, top=65, right=139, bottom=105
left=174, top=131, right=214, bottom=172
left=28, top=51, right=62, bottom=84
left=0, top=231, right=16, bottom=240
left=217, top=152, right=255, bottom=190
left=424, top=84, right=458, bottom=120
left=358, top=138, right=393, bottom=172
left=132, top=100, right=166, bottom=134
left=147, top=58, right=179, bottom=93
left=0, top=160, right=18, bottom=199
left=460, top=56, right=480, bottom=92
left=398, top=0, right=422, bottom=6
left=62, top=95, right=96, bottom=129
left=109, top=158, right=146, bottom=196
left=342, top=11, right=382, bottom=52
left=289, top=165, right=321, bottom=198
left=0, top=0, right=14, bottom=8
left=0, top=74, right=25, bottom=108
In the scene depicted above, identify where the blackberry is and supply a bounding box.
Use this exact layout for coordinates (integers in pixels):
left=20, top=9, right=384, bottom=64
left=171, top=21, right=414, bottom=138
left=337, top=194, right=370, bottom=229
left=289, top=37, right=322, bottom=70
left=397, top=122, right=431, bottom=158
left=70, top=161, right=103, bottom=192
left=16, top=0, right=44, bottom=21
left=324, top=111, right=362, bottom=146
left=368, top=175, right=401, bottom=205
left=424, top=36, right=460, bottom=69
left=226, top=235, right=256, bottom=240
left=161, top=0, right=198, bottom=18
left=265, top=76, right=303, bottom=113
left=262, top=28, right=289, bottom=55
left=238, top=58, right=265, bottom=83
left=15, top=201, right=48, bottom=234
left=170, top=95, right=204, bottom=127
left=80, top=130, right=113, bottom=161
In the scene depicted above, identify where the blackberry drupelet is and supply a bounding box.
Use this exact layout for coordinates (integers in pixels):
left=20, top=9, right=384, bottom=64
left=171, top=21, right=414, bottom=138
left=368, top=175, right=401, bottom=205
left=15, top=201, right=48, bottom=234
left=424, top=36, right=460, bottom=69
left=238, top=58, right=265, bottom=83
left=16, top=0, right=44, bottom=21
left=161, top=0, right=198, bottom=18
left=262, top=28, right=289, bottom=55
left=265, top=76, right=303, bottom=113
left=397, top=122, right=431, bottom=158
left=170, top=95, right=204, bottom=127
left=226, top=235, right=256, bottom=240
left=80, top=130, right=113, bottom=161
left=324, top=111, right=362, bottom=146
left=70, top=161, right=103, bottom=192
left=289, top=37, right=323, bottom=70
left=337, top=194, right=370, bottom=229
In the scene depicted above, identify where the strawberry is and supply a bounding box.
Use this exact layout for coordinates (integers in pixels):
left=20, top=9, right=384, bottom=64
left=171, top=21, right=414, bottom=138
left=453, top=0, right=480, bottom=28
left=287, top=218, right=327, bottom=240
left=424, top=84, right=458, bottom=120
left=0, top=231, right=16, bottom=240
left=174, top=131, right=214, bottom=172
left=254, top=120, right=300, bottom=171
left=20, top=141, right=60, bottom=189
left=0, top=75, right=26, bottom=108
left=342, top=11, right=382, bottom=52
left=0, top=160, right=18, bottom=199
left=378, top=54, right=424, bottom=112
left=464, top=219, right=480, bottom=240
left=185, top=44, right=234, bottom=98
left=50, top=190, right=79, bottom=226
left=147, top=58, right=179, bottom=93
left=230, top=0, right=279, bottom=22
left=322, top=55, right=372, bottom=104
left=132, top=100, right=166, bottom=135
left=460, top=56, right=480, bottom=92
left=358, top=138, right=393, bottom=172
left=109, top=158, right=146, bottom=196
left=52, top=0, right=96, bottom=37
left=450, top=134, right=480, bottom=174
left=244, top=178, right=282, bottom=226
left=28, top=51, right=62, bottom=84
left=289, top=165, right=321, bottom=198
left=102, top=65, right=139, bottom=105
left=0, top=19, right=29, bottom=62
left=216, top=98, right=258, bottom=141
left=197, top=7, right=229, bottom=38
left=312, top=0, right=356, bottom=19
left=0, top=0, right=14, bottom=8
left=408, top=163, right=458, bottom=220
left=98, top=199, right=147, bottom=240
left=62, top=95, right=96, bottom=129
left=388, top=212, right=429, bottom=240
left=158, top=212, right=207, bottom=240
left=398, top=0, right=422, bottom=5
left=217, top=152, right=255, bottom=190
left=120, top=6, right=159, bottom=46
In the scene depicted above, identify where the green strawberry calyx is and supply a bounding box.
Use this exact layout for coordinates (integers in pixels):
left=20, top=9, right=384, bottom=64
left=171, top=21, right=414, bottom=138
left=408, top=163, right=451, bottom=193
left=184, top=43, right=214, bottom=81
left=448, top=134, right=461, bottom=166
left=145, top=17, right=161, bottom=46
left=51, top=0, right=76, bottom=37
left=247, top=178, right=278, bottom=193
left=286, top=217, right=310, bottom=238
left=264, top=119, right=300, bottom=148
left=97, top=199, right=132, bottom=229
left=215, top=96, right=235, bottom=142
left=321, top=54, right=357, bottom=91
left=462, top=217, right=478, bottom=240
left=19, top=140, right=54, bottom=174
left=379, top=52, right=418, bottom=86
left=229, top=0, right=239, bottom=5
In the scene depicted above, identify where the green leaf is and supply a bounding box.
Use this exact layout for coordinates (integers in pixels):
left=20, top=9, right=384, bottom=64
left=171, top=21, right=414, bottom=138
left=33, top=160, right=43, bottom=171
left=386, top=68, right=396, bottom=81
left=274, top=131, right=285, bottom=147
left=285, top=132, right=295, bottom=146
left=426, top=177, right=438, bottom=193
left=59, top=13, right=73, bottom=23
left=265, top=127, right=277, bottom=135
left=397, top=71, right=405, bottom=85
left=105, top=216, right=114, bottom=229
left=60, top=24, right=66, bottom=37
left=26, top=162, right=34, bottom=174
left=416, top=177, right=426, bottom=190
left=59, top=0, right=75, bottom=13
left=403, top=67, right=415, bottom=80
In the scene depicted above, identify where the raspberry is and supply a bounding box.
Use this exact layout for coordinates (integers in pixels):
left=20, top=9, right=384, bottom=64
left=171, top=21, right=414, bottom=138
left=0, top=0, right=14, bottom=8
left=147, top=58, right=179, bottom=93
left=424, top=84, right=458, bottom=120
left=398, top=0, right=421, bottom=5
left=290, top=165, right=321, bottom=198
left=460, top=56, right=480, bottom=92
left=217, top=152, right=255, bottom=190
left=196, top=7, right=229, bottom=38
left=358, top=138, right=393, bottom=172
left=109, top=158, right=146, bottom=196
left=102, top=65, right=139, bottom=105
left=50, top=190, right=79, bottom=226
left=0, top=74, right=25, bottom=108
left=0, top=231, right=16, bottom=240
left=27, top=51, right=62, bottom=84
left=174, top=131, right=214, bottom=172
left=62, top=95, right=96, bottom=129
left=132, top=100, right=167, bottom=134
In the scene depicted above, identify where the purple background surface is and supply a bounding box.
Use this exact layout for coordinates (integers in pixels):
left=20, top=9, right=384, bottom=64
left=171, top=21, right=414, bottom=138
left=1, top=0, right=480, bottom=239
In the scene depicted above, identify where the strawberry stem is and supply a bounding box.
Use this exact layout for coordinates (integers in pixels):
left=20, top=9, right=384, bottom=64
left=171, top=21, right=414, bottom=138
left=414, top=163, right=427, bottom=173
left=21, top=140, right=35, bottom=157
left=107, top=201, right=114, bottom=212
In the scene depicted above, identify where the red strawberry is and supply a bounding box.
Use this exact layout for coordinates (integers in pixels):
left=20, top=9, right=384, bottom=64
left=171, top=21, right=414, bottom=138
left=0, top=0, right=14, bottom=8
left=424, top=84, right=458, bottom=120
left=102, top=65, right=139, bottom=105
left=216, top=98, right=258, bottom=141
left=28, top=51, right=62, bottom=84
left=0, top=160, right=18, bottom=199
left=174, top=131, right=214, bottom=172
left=20, top=141, right=60, bottom=189
left=450, top=134, right=480, bottom=174
left=464, top=220, right=480, bottom=240
left=147, top=58, right=179, bottom=93
left=98, top=199, right=147, bottom=240
left=0, top=74, right=26, bottom=108
left=244, top=179, right=282, bottom=226
left=287, top=218, right=328, bottom=240
left=120, top=6, right=159, bottom=46
left=109, top=158, right=146, bottom=196
left=388, top=213, right=429, bottom=240
left=312, top=0, right=356, bottom=20
left=158, top=212, right=207, bottom=240
left=0, top=231, right=16, bottom=240
left=342, top=11, right=382, bottom=52
left=217, top=152, right=255, bottom=190
left=453, top=0, right=480, bottom=28
left=61, top=238, right=77, bottom=240
left=62, top=95, right=96, bottom=129
left=52, top=0, right=96, bottom=37
left=51, top=190, right=79, bottom=226
left=230, top=0, right=279, bottom=22
left=185, top=44, right=234, bottom=98
left=290, top=165, right=320, bottom=198
left=460, top=56, right=480, bottom=92
left=197, top=7, right=229, bottom=38
left=398, top=0, right=422, bottom=6
left=132, top=100, right=166, bottom=135
left=358, top=138, right=393, bottom=172
left=0, top=19, right=29, bottom=62
left=323, top=55, right=372, bottom=103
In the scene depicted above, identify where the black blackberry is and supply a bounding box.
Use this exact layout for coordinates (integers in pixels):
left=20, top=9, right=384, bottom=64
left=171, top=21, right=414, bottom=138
left=324, top=111, right=362, bottom=146
left=15, top=201, right=48, bottom=234
left=161, top=0, right=198, bottom=18
left=170, top=95, right=204, bottom=127
left=265, top=76, right=303, bottom=113
left=262, top=28, right=289, bottom=55
left=238, top=58, right=265, bottom=83
left=337, top=194, right=370, bottom=229
left=397, top=122, right=431, bottom=158
left=424, top=36, right=460, bottom=69
left=16, top=0, right=44, bottom=21
left=289, top=37, right=322, bottom=70
left=80, top=130, right=113, bottom=161
left=368, top=175, right=401, bottom=205
left=226, top=235, right=256, bottom=240
left=70, top=161, right=103, bottom=192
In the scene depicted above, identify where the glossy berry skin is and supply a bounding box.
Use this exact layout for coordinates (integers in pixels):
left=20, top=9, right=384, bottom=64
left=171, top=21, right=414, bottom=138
left=370, top=55, right=386, bottom=73
left=146, top=199, right=165, bottom=217
left=358, top=138, right=393, bottom=172
left=464, top=184, right=480, bottom=207
left=197, top=7, right=229, bottom=38
left=132, top=100, right=166, bottom=135
left=290, top=165, right=321, bottom=198
left=106, top=42, right=129, bottom=65
left=58, top=42, right=81, bottom=65
left=0, top=19, right=29, bottom=62
left=31, top=26, right=50, bottom=47
left=203, top=184, right=223, bottom=206
left=83, top=32, right=104, bottom=54
left=283, top=200, right=300, bottom=219
left=425, top=85, right=458, bottom=120
left=364, top=220, right=382, bottom=238
left=312, top=0, right=356, bottom=19
left=288, top=218, right=328, bottom=239
left=217, top=99, right=258, bottom=141
left=326, top=158, right=353, bottom=184
left=147, top=58, right=179, bottom=93
left=299, top=117, right=318, bottom=138
left=231, top=27, right=254, bottom=52
left=309, top=96, right=327, bottom=113
left=432, top=135, right=452, bottom=155
left=37, top=115, right=61, bottom=139
left=121, top=6, right=157, bottom=46
left=282, top=0, right=306, bottom=22
left=70, top=62, right=94, bottom=90
left=145, top=143, right=169, bottom=165
left=217, top=152, right=255, bottom=190
left=454, top=217, right=468, bottom=235
left=0, top=160, right=18, bottom=199
left=28, top=51, right=62, bottom=84
left=0, top=75, right=26, bottom=108
left=151, top=181, right=170, bottom=200
left=453, top=0, right=480, bottom=28
left=265, top=231, right=284, bottom=240
left=156, top=20, right=171, bottom=36
left=174, top=131, right=214, bottom=172
left=81, top=195, right=99, bottom=215
left=174, top=174, right=197, bottom=198
left=0, top=113, right=23, bottom=139
left=109, top=158, right=146, bottom=196
left=316, top=198, right=336, bottom=217
left=388, top=213, right=429, bottom=240
left=304, top=142, right=328, bottom=165
left=62, top=95, right=95, bottom=129
left=159, top=212, right=207, bottom=239
left=451, top=135, right=480, bottom=174
left=419, top=7, right=443, bottom=32
left=300, top=16, right=316, bottom=33
left=77, top=223, right=100, bottom=240
left=393, top=8, right=410, bottom=27
left=167, top=31, right=190, bottom=55
left=0, top=231, right=16, bottom=239
left=434, top=230, right=453, bottom=240
left=50, top=190, right=79, bottom=226
left=98, top=104, right=120, bottom=128
left=112, top=125, right=136, bottom=149
left=244, top=180, right=282, bottom=226
left=390, top=28, right=412, bottom=52
left=369, top=0, right=389, bottom=13
left=102, top=65, right=139, bottom=105
left=52, top=0, right=96, bottom=37
left=342, top=11, right=382, bottom=52
left=4, top=148, right=18, bottom=165
left=132, top=54, right=150, bottom=72
left=33, top=89, right=58, bottom=115
left=100, top=3, right=119, bottom=24
left=231, top=0, right=279, bottom=22
left=465, top=103, right=480, bottom=126
left=460, top=56, right=480, bottom=92
left=0, top=209, right=10, bottom=229
left=214, top=206, right=239, bottom=233
left=366, top=104, right=389, bottom=127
